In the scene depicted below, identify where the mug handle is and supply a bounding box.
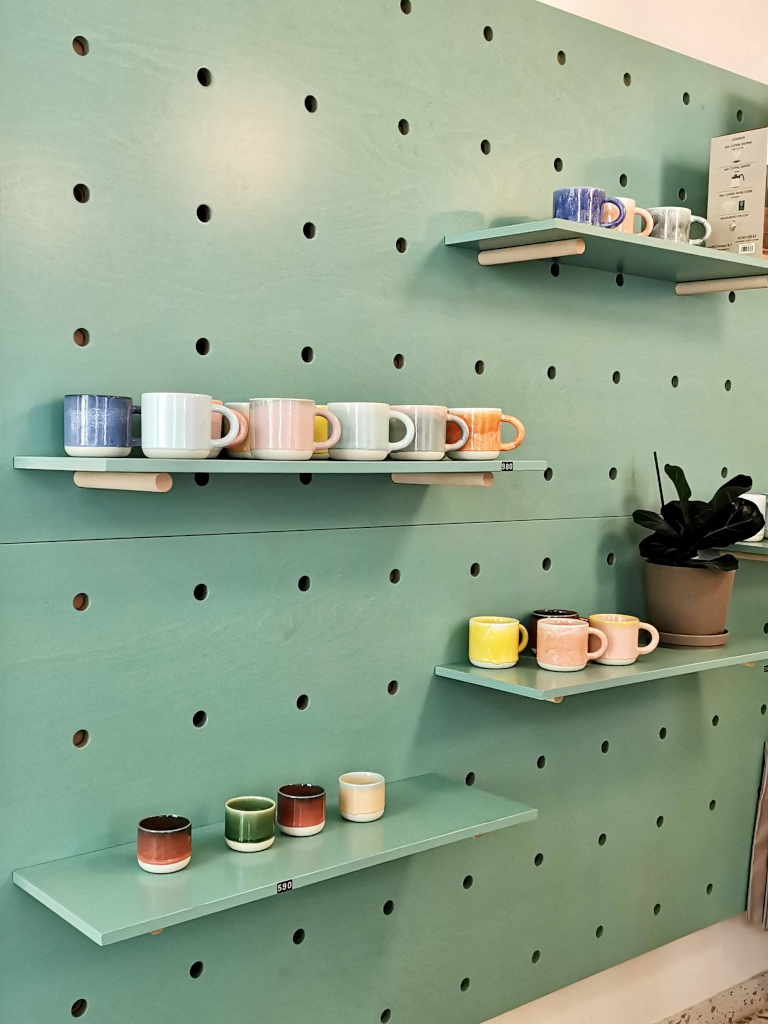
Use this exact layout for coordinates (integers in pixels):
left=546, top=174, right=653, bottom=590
left=517, top=623, right=529, bottom=654
left=445, top=413, right=470, bottom=452
left=586, top=627, right=608, bottom=661
left=690, top=215, right=712, bottom=246
left=602, top=197, right=626, bottom=228
left=499, top=414, right=525, bottom=452
left=388, top=411, right=416, bottom=453
left=636, top=207, right=654, bottom=236
left=210, top=404, right=240, bottom=449
left=226, top=409, right=249, bottom=448
left=131, top=405, right=141, bottom=447
left=313, top=409, right=342, bottom=452
left=637, top=622, right=660, bottom=656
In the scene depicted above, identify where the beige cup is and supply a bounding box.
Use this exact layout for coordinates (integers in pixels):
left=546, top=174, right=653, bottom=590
left=339, top=772, right=385, bottom=822
left=536, top=617, right=608, bottom=673
left=588, top=614, right=659, bottom=666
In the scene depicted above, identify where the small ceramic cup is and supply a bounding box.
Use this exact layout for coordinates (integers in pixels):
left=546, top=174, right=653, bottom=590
left=602, top=197, right=653, bottom=235
left=339, top=772, right=385, bottom=822
left=388, top=405, right=470, bottom=461
left=553, top=187, right=625, bottom=227
left=469, top=616, right=529, bottom=668
left=743, top=493, right=767, bottom=543
left=588, top=614, right=660, bottom=666
left=225, top=796, right=276, bottom=852
left=529, top=609, right=580, bottom=654
left=137, top=815, right=192, bottom=874
left=327, top=402, right=415, bottom=461
left=249, top=398, right=342, bottom=460
left=64, top=394, right=141, bottom=457
left=224, top=402, right=253, bottom=458
left=141, top=393, right=240, bottom=458
left=536, top=617, right=608, bottom=672
left=277, top=784, right=326, bottom=836
left=446, top=408, right=525, bottom=460
left=647, top=207, right=712, bottom=245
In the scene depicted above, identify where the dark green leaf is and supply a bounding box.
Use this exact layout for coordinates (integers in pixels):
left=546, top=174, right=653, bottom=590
left=664, top=465, right=691, bottom=527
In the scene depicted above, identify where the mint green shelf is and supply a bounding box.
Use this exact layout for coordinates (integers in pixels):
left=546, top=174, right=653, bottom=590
left=444, top=219, right=768, bottom=284
left=728, top=539, right=768, bottom=558
left=13, top=774, right=536, bottom=945
left=435, top=639, right=768, bottom=700
left=13, top=456, right=546, bottom=475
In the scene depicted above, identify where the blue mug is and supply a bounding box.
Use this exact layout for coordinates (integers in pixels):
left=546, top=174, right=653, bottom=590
left=64, top=394, right=141, bottom=457
left=553, top=187, right=626, bottom=228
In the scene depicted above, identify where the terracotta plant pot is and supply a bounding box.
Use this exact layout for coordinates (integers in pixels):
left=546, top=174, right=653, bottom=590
left=644, top=562, right=735, bottom=638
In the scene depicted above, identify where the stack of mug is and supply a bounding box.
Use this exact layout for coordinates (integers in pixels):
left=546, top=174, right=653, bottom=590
left=553, top=186, right=712, bottom=245
left=63, top=394, right=526, bottom=462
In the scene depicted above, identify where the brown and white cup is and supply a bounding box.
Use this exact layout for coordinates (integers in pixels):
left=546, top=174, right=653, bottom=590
left=339, top=772, right=385, bottom=822
left=137, top=815, right=192, bottom=874
left=277, top=784, right=326, bottom=837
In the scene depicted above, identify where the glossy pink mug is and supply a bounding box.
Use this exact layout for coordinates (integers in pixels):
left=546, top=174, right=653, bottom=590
left=536, top=617, right=608, bottom=673
left=249, top=398, right=342, bottom=461
left=588, top=614, right=659, bottom=666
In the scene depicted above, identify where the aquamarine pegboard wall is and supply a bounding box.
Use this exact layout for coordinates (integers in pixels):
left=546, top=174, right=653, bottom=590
left=3, top=2, right=768, bottom=1022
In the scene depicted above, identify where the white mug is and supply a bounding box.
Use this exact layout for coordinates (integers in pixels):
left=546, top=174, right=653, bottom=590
left=141, top=393, right=240, bottom=459
left=327, top=402, right=415, bottom=461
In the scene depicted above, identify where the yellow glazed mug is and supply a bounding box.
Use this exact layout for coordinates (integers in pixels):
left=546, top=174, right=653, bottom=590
left=469, top=616, right=529, bottom=669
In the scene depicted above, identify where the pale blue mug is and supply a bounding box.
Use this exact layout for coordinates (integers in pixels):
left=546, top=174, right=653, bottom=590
left=553, top=187, right=626, bottom=228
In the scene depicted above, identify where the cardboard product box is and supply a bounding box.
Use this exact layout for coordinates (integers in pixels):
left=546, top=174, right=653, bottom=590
left=707, top=126, right=768, bottom=257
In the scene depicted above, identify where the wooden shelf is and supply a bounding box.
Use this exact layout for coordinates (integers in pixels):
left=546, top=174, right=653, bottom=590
left=13, top=774, right=536, bottom=945
left=445, top=219, right=768, bottom=291
left=435, top=639, right=768, bottom=701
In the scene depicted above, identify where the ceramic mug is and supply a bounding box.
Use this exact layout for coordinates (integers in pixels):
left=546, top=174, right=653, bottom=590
left=647, top=207, right=712, bottom=245
left=312, top=406, right=330, bottom=460
left=137, top=814, right=191, bottom=874
left=529, top=608, right=580, bottom=654
left=602, top=197, right=653, bottom=235
left=224, top=796, right=276, bottom=852
left=588, top=614, right=659, bottom=666
left=743, top=493, right=767, bottom=543
left=224, top=402, right=253, bottom=458
left=277, top=784, right=326, bottom=837
left=536, top=617, right=608, bottom=672
left=446, top=408, right=525, bottom=460
left=327, top=403, right=415, bottom=461
left=64, top=394, right=140, bottom=457
left=553, top=187, right=626, bottom=228
left=249, top=398, right=341, bottom=460
left=339, top=772, right=385, bottom=822
left=389, top=405, right=470, bottom=460
left=208, top=400, right=248, bottom=459
left=469, top=616, right=529, bottom=669
left=141, top=393, right=240, bottom=459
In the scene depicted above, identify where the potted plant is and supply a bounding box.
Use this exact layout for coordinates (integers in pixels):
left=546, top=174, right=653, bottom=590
left=632, top=464, right=764, bottom=645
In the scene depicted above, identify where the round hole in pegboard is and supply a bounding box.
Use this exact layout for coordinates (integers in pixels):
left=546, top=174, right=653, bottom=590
left=554, top=157, right=563, bottom=172
left=381, top=1012, right=392, bottom=1024
left=534, top=852, right=544, bottom=866
left=398, top=118, right=409, bottom=135
left=653, top=902, right=662, bottom=915
left=73, top=184, right=90, bottom=203
left=195, top=337, right=210, bottom=355
left=598, top=833, right=607, bottom=846
left=556, top=50, right=566, bottom=65
left=388, top=680, right=399, bottom=695
left=72, top=729, right=89, bottom=748
left=299, top=473, right=312, bottom=485
left=480, top=139, right=491, bottom=155
left=623, top=72, right=631, bottom=86
left=465, top=772, right=475, bottom=786
left=73, top=328, right=90, bottom=347
left=619, top=173, right=628, bottom=187
left=656, top=815, right=664, bottom=828
left=601, top=740, right=609, bottom=754
left=728, top=291, right=736, bottom=303
left=475, top=359, right=485, bottom=374
left=683, top=91, right=690, bottom=105
left=71, top=999, right=88, bottom=1018
left=193, top=583, right=208, bottom=601
left=460, top=978, right=471, bottom=992
left=298, top=576, right=311, bottom=591
left=659, top=727, right=667, bottom=739
left=303, top=221, right=316, bottom=238
left=720, top=467, right=728, bottom=479
left=197, top=67, right=212, bottom=86
left=383, top=900, right=395, bottom=915
left=531, top=950, right=541, bottom=964
left=737, top=108, right=744, bottom=122
left=304, top=94, right=318, bottom=112
left=194, top=473, right=209, bottom=487
left=296, top=694, right=310, bottom=711
left=762, top=704, right=767, bottom=715
left=189, top=961, right=204, bottom=978
left=400, top=0, right=411, bottom=12
left=606, top=552, right=616, bottom=566
left=395, top=237, right=407, bottom=253
left=470, top=563, right=480, bottom=577
left=292, top=928, right=305, bottom=944
left=542, top=557, right=552, bottom=571
left=678, top=188, right=687, bottom=202
left=595, top=924, right=604, bottom=938
left=609, top=467, right=617, bottom=480
left=709, top=799, right=716, bottom=811
left=192, top=710, right=207, bottom=728
left=463, top=874, right=474, bottom=889
left=73, top=592, right=89, bottom=611
left=671, top=375, right=679, bottom=388
left=712, top=714, right=720, bottom=726
left=393, top=353, right=405, bottom=369
left=537, top=755, right=546, bottom=769
left=389, top=569, right=401, bottom=584
left=301, top=346, right=314, bottom=363
left=544, top=468, right=553, bottom=481
left=615, top=273, right=624, bottom=287
left=196, top=204, right=211, bottom=222
left=72, top=36, right=89, bottom=55
left=483, top=25, right=493, bottom=41
left=724, top=379, right=732, bottom=391
left=706, top=883, right=714, bottom=895
left=547, top=365, right=556, bottom=379
left=612, top=370, right=621, bottom=384
left=550, top=263, right=560, bottom=277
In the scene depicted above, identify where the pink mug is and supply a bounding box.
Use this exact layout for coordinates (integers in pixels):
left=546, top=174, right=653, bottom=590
left=602, top=196, right=653, bottom=236
left=536, top=617, right=608, bottom=673
left=209, top=399, right=248, bottom=459
left=249, top=398, right=342, bottom=461
left=588, top=614, right=659, bottom=666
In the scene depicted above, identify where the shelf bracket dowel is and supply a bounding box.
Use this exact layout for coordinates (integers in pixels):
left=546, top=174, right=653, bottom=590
left=675, top=275, right=768, bottom=296
left=390, top=472, right=494, bottom=487
left=477, top=238, right=585, bottom=266
left=73, top=472, right=173, bottom=493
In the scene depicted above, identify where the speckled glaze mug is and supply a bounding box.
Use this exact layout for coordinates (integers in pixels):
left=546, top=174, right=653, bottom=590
left=553, top=187, right=625, bottom=228
left=446, top=408, right=525, bottom=460
left=137, top=815, right=191, bottom=874
left=469, top=616, right=528, bottom=668
left=536, top=617, right=608, bottom=672
left=225, top=796, right=276, bottom=852
left=647, top=207, right=712, bottom=245
left=339, top=772, right=385, bottom=822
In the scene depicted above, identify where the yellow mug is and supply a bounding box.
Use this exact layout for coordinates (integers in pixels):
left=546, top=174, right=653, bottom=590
left=312, top=405, right=329, bottom=459
left=469, top=616, right=529, bottom=669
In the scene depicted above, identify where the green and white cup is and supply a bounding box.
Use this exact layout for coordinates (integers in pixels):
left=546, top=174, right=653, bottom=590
left=225, top=796, right=276, bottom=852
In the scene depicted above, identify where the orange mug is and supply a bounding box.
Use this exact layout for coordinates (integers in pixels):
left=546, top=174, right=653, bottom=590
left=446, top=407, right=525, bottom=460
left=602, top=196, right=653, bottom=236
left=536, top=617, right=608, bottom=673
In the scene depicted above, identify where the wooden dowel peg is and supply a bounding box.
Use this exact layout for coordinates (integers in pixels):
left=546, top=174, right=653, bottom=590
left=675, top=275, right=768, bottom=296
left=477, top=238, right=585, bottom=266
left=73, top=472, right=173, bottom=493
left=390, top=472, right=494, bottom=487
left=546, top=696, right=564, bottom=704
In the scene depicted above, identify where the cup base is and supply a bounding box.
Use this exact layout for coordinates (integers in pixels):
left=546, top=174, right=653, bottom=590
left=137, top=855, right=191, bottom=874
left=389, top=451, right=447, bottom=461
left=250, top=449, right=312, bottom=461
left=311, top=452, right=329, bottom=460
left=536, top=661, right=587, bottom=672
left=447, top=450, right=500, bottom=461
left=341, top=808, right=385, bottom=822
left=142, top=448, right=210, bottom=459
left=278, top=821, right=326, bottom=837
left=65, top=445, right=132, bottom=458
left=329, top=449, right=388, bottom=461
left=470, top=657, right=517, bottom=669
left=595, top=657, right=637, bottom=666
left=225, top=835, right=275, bottom=852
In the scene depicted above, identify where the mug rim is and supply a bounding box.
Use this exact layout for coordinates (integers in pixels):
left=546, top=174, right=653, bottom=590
left=225, top=796, right=276, bottom=813
left=339, top=772, right=385, bottom=787
left=470, top=615, right=517, bottom=625
left=141, top=392, right=212, bottom=399
left=326, top=401, right=389, bottom=409
left=390, top=404, right=447, bottom=412
left=278, top=784, right=325, bottom=799
left=589, top=613, right=639, bottom=626
left=532, top=608, right=578, bottom=616
left=138, top=814, right=191, bottom=834
left=249, top=397, right=314, bottom=404
left=65, top=393, right=132, bottom=400
left=539, top=617, right=586, bottom=628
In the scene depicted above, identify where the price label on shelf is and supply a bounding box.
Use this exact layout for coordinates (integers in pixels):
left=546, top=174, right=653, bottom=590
left=501, top=462, right=514, bottom=471
left=276, top=879, right=293, bottom=893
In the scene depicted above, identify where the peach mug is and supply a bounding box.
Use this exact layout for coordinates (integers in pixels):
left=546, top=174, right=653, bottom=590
left=588, top=614, right=659, bottom=666
left=224, top=402, right=253, bottom=458
left=469, top=616, right=529, bottom=668
left=536, top=617, right=608, bottom=672
left=209, top=400, right=248, bottom=458
left=602, top=197, right=653, bottom=236
left=446, top=408, right=525, bottom=460
left=339, top=772, right=385, bottom=822
left=249, top=398, right=342, bottom=461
